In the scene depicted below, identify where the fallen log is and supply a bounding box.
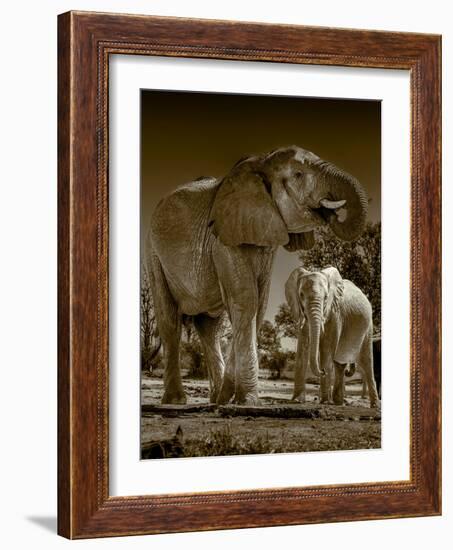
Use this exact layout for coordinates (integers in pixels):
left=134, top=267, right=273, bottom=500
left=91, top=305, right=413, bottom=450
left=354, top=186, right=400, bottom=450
left=141, top=402, right=381, bottom=421
left=218, top=404, right=322, bottom=419
left=141, top=403, right=217, bottom=416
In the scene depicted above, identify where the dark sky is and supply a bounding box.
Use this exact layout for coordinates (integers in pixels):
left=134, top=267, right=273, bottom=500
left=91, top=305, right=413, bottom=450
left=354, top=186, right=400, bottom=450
left=141, top=90, right=381, bottom=330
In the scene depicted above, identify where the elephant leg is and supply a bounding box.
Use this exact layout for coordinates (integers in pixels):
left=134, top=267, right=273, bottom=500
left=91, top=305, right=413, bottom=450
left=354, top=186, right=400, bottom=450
left=213, top=244, right=261, bottom=405
left=332, top=361, right=347, bottom=405
left=230, top=305, right=260, bottom=405
left=373, top=340, right=382, bottom=398
left=357, top=330, right=379, bottom=408
left=319, top=350, right=332, bottom=404
left=361, top=376, right=368, bottom=399
left=193, top=314, right=225, bottom=403
left=256, top=251, right=276, bottom=331
left=292, top=324, right=309, bottom=402
left=217, top=298, right=259, bottom=405
left=217, top=339, right=235, bottom=404
left=148, top=255, right=185, bottom=405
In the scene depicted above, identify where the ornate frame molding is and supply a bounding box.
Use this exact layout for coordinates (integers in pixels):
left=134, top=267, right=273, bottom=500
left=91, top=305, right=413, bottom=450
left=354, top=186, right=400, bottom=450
left=58, top=11, right=441, bottom=538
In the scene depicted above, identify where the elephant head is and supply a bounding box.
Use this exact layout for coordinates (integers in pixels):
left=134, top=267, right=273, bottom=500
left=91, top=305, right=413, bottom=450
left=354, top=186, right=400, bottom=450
left=285, top=266, right=344, bottom=377
left=209, top=146, right=368, bottom=250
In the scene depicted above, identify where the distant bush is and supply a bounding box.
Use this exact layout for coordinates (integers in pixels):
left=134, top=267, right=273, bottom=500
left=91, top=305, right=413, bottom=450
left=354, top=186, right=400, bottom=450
left=260, top=350, right=296, bottom=379
left=182, top=340, right=207, bottom=379
left=284, top=358, right=296, bottom=372
left=181, top=314, right=231, bottom=379
left=258, top=316, right=296, bottom=379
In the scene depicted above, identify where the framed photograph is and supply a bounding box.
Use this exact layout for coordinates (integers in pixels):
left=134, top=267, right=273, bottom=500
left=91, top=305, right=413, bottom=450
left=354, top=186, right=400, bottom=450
left=58, top=11, right=441, bottom=538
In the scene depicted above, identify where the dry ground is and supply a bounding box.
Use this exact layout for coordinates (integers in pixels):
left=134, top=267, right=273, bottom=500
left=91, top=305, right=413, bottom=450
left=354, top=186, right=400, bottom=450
left=141, top=373, right=381, bottom=458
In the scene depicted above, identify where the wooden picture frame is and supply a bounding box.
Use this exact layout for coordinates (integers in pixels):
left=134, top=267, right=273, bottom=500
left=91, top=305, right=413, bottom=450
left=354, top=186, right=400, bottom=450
left=58, top=11, right=441, bottom=539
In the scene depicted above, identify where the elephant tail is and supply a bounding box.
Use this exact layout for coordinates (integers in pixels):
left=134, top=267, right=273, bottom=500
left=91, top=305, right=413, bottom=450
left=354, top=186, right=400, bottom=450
left=345, top=363, right=356, bottom=377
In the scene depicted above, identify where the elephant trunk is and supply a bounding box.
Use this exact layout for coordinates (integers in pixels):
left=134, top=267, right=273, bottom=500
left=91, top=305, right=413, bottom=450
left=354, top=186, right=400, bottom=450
left=307, top=301, right=325, bottom=377
left=314, top=160, right=368, bottom=241
left=345, top=363, right=356, bottom=377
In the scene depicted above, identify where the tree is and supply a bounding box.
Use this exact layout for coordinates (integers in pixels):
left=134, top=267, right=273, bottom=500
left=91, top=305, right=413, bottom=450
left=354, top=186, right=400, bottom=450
left=299, top=222, right=381, bottom=331
left=257, top=320, right=281, bottom=354
left=257, top=319, right=296, bottom=379
left=274, top=302, right=298, bottom=339
left=266, top=350, right=288, bottom=379
left=141, top=267, right=161, bottom=372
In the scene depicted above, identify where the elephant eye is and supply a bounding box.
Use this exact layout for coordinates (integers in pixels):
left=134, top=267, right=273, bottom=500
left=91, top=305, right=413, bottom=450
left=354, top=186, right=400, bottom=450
left=295, top=171, right=303, bottom=178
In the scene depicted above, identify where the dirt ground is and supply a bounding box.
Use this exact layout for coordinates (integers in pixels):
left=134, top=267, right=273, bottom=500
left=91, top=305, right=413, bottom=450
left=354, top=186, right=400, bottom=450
left=141, top=374, right=381, bottom=458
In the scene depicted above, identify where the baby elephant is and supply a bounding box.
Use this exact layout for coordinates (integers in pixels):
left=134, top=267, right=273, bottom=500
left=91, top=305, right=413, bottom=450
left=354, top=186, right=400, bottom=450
left=285, top=266, right=379, bottom=407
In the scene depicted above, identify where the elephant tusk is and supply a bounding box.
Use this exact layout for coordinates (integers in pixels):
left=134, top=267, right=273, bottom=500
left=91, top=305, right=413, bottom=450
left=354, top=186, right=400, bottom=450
left=319, top=198, right=347, bottom=210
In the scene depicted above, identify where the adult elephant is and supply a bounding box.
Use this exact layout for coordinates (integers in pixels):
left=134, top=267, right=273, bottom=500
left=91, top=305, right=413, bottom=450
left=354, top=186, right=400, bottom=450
left=285, top=266, right=379, bottom=407
left=146, top=146, right=368, bottom=405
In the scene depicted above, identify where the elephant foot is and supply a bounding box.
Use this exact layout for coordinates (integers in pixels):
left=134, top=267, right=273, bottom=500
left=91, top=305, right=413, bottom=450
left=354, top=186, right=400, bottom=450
left=216, top=377, right=235, bottom=405
left=332, top=391, right=345, bottom=406
left=291, top=392, right=306, bottom=404
left=322, top=399, right=338, bottom=406
left=233, top=393, right=261, bottom=406
left=209, top=386, right=222, bottom=404
left=162, top=389, right=187, bottom=405
left=209, top=392, right=218, bottom=404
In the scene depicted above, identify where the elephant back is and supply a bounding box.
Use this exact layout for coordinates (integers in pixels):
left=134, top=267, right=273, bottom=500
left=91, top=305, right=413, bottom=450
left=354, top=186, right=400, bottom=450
left=150, top=177, right=219, bottom=248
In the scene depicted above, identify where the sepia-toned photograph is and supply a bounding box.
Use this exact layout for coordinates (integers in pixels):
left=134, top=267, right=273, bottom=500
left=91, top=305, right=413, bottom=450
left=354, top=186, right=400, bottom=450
left=140, top=90, right=381, bottom=460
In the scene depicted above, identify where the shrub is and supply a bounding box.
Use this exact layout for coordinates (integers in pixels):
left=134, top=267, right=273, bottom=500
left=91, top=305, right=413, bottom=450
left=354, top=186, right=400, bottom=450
left=181, top=341, right=207, bottom=379
left=184, top=424, right=275, bottom=456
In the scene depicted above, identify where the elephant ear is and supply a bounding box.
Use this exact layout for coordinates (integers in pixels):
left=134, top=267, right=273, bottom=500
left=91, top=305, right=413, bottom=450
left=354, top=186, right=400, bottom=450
left=210, top=161, right=289, bottom=247
left=285, top=268, right=310, bottom=324
left=284, top=231, right=315, bottom=252
left=322, top=266, right=344, bottom=317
